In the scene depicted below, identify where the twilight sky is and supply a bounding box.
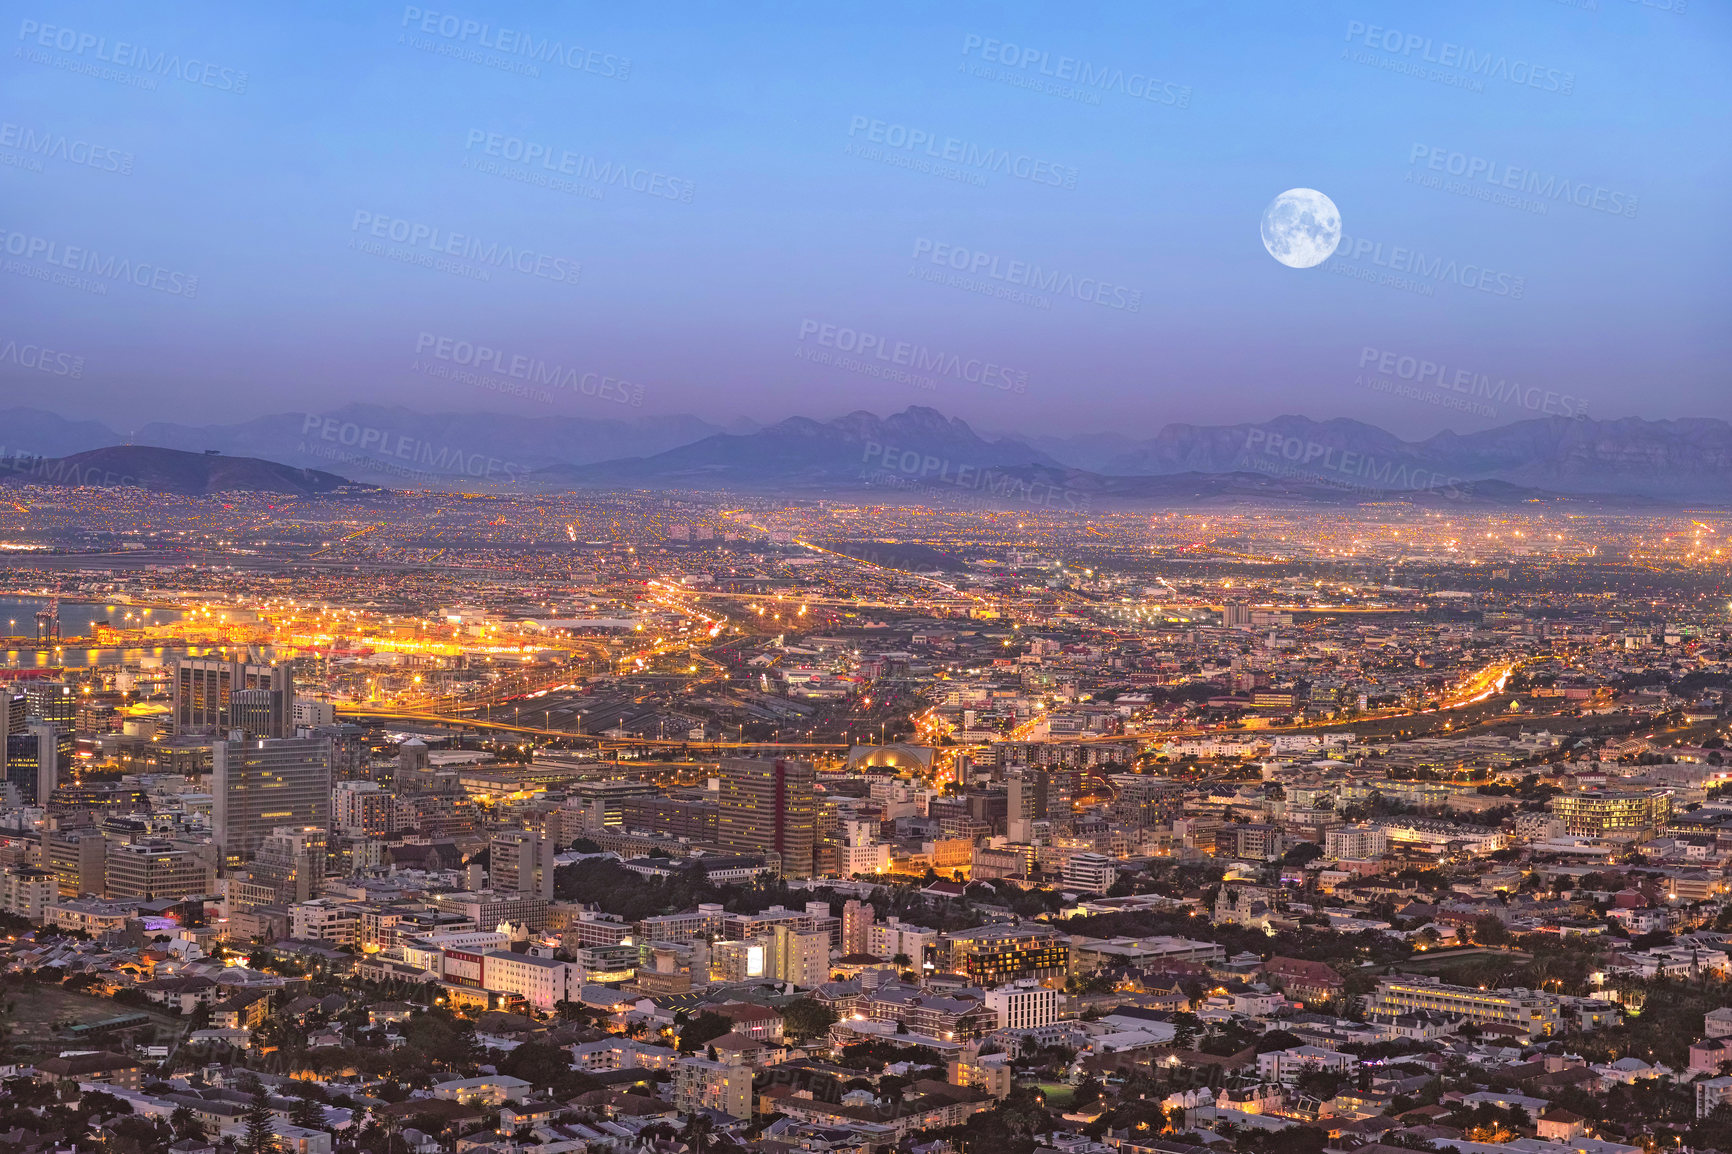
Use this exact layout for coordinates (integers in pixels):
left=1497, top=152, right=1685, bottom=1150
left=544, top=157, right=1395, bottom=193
left=1, top=0, right=1727, bottom=438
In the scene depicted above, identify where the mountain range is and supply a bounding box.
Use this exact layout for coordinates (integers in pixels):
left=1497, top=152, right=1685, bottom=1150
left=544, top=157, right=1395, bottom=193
left=0, top=445, right=375, bottom=496
left=3, top=404, right=1730, bottom=505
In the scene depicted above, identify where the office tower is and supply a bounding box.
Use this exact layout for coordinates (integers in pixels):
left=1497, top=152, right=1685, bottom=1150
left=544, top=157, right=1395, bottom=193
left=231, top=826, right=326, bottom=910
left=4, top=721, right=70, bottom=806
left=490, top=829, right=555, bottom=900
left=716, top=758, right=815, bottom=879
left=213, top=736, right=332, bottom=868
left=41, top=827, right=107, bottom=898
left=1222, top=603, right=1254, bottom=628
left=2, top=693, right=23, bottom=735
left=230, top=689, right=276, bottom=741
left=172, top=658, right=293, bottom=738
left=103, top=839, right=215, bottom=901
left=23, top=682, right=75, bottom=728
left=334, top=780, right=397, bottom=836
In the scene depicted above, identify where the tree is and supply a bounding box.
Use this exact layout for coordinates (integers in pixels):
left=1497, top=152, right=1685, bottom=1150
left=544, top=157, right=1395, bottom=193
left=1472, top=915, right=1512, bottom=946
left=677, top=1011, right=733, bottom=1054
left=244, top=1089, right=278, bottom=1154
left=171, top=1104, right=208, bottom=1141
left=681, top=1112, right=715, bottom=1154
left=1073, top=1075, right=1105, bottom=1108
left=781, top=999, right=838, bottom=1044
left=290, top=1096, right=326, bottom=1132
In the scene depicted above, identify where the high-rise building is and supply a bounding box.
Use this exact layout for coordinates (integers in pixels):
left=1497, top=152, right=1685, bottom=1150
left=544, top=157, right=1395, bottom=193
left=103, top=839, right=215, bottom=901
left=4, top=721, right=70, bottom=805
left=770, top=923, right=830, bottom=988
left=172, top=658, right=292, bottom=738
left=334, top=780, right=397, bottom=836
left=2, top=693, right=24, bottom=735
left=41, top=828, right=107, bottom=898
left=213, top=736, right=332, bottom=868
left=716, top=758, right=815, bottom=879
left=490, top=829, right=555, bottom=900
left=985, top=978, right=1060, bottom=1031
left=842, top=899, right=874, bottom=956
left=23, top=682, right=76, bottom=728
left=231, top=826, right=326, bottom=910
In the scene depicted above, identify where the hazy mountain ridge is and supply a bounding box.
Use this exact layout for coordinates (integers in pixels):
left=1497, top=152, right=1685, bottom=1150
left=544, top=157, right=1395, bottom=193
left=0, top=445, right=376, bottom=496
left=0, top=405, right=736, bottom=483
left=4, top=405, right=1732, bottom=502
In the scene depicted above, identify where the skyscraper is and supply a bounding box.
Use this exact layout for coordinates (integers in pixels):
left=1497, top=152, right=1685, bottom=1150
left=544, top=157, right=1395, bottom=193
left=716, top=758, right=815, bottom=879
left=4, top=721, right=70, bottom=806
left=213, top=736, right=332, bottom=868
left=172, top=658, right=293, bottom=738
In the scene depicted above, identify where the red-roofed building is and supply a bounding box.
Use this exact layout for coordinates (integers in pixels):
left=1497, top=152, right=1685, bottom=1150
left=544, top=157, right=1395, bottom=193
left=1261, top=956, right=1344, bottom=1004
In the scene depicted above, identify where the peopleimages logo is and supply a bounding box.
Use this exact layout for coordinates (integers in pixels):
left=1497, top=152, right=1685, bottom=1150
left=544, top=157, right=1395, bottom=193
left=0, top=227, right=198, bottom=297
left=797, top=319, right=1028, bottom=394
left=1237, top=429, right=1464, bottom=499
left=0, top=122, right=132, bottom=174
left=845, top=116, right=1078, bottom=189
left=861, top=441, right=1089, bottom=512
left=0, top=337, right=83, bottom=378
left=349, top=211, right=580, bottom=285
left=1407, top=145, right=1636, bottom=219
left=414, top=332, right=643, bottom=406
left=462, top=130, right=693, bottom=203
left=298, top=414, right=526, bottom=481
left=910, top=239, right=1141, bottom=312
left=1333, top=234, right=1524, bottom=299
left=398, top=7, right=629, bottom=79
left=16, top=19, right=249, bottom=93
left=1358, top=347, right=1589, bottom=419
left=1343, top=21, right=1574, bottom=95
left=960, top=34, right=1192, bottom=108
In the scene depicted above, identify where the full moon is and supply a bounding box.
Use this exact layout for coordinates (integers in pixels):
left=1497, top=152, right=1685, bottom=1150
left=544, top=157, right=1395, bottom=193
left=1261, top=188, right=1341, bottom=269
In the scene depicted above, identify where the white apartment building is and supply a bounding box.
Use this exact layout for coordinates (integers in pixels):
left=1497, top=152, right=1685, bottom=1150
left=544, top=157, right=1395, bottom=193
left=290, top=899, right=361, bottom=945
left=1257, top=1045, right=1359, bottom=1085
left=985, top=978, right=1059, bottom=1031
left=1060, top=852, right=1117, bottom=894
left=867, top=916, right=936, bottom=964
left=773, top=925, right=831, bottom=989
left=1325, top=825, right=1387, bottom=860
left=842, top=842, right=891, bottom=874
left=481, top=949, right=583, bottom=1012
